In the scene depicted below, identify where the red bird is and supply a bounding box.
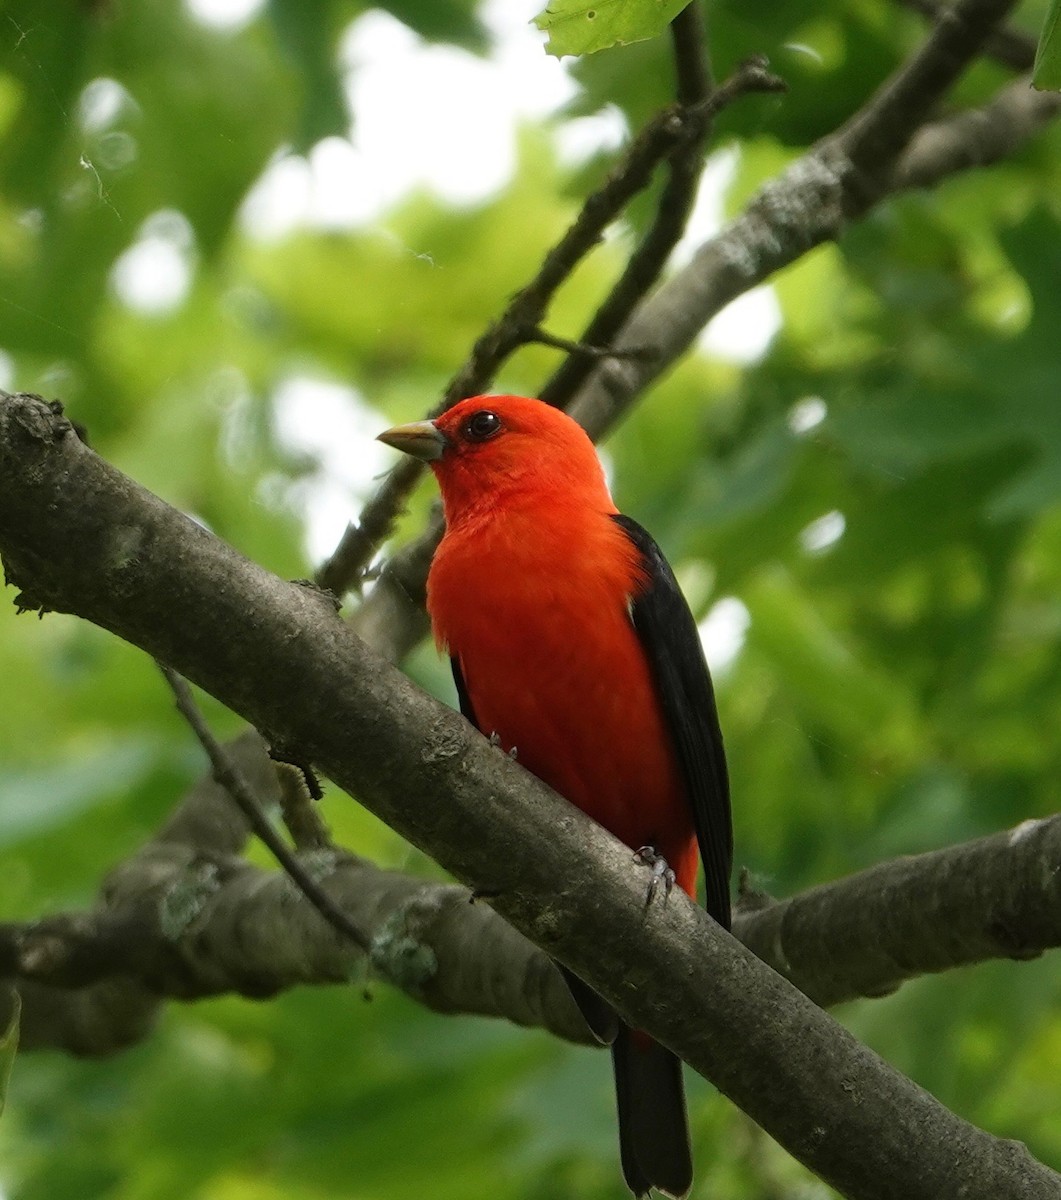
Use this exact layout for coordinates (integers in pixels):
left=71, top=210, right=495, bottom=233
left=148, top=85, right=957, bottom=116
left=379, top=395, right=731, bottom=1198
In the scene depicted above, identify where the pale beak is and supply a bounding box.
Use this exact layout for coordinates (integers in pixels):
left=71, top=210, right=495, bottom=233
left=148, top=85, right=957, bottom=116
left=376, top=419, right=449, bottom=462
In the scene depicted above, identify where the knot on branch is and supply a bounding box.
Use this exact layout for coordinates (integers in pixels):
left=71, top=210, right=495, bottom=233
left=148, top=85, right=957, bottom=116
left=5, top=393, right=73, bottom=448
left=420, top=716, right=466, bottom=767
left=720, top=148, right=850, bottom=282
left=735, top=868, right=776, bottom=914
left=158, top=859, right=225, bottom=940
left=370, top=886, right=459, bottom=992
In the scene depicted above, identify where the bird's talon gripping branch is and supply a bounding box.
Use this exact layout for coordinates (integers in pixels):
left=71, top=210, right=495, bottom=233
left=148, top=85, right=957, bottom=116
left=484, top=729, right=518, bottom=758
left=634, top=845, right=677, bottom=907
left=486, top=732, right=518, bottom=760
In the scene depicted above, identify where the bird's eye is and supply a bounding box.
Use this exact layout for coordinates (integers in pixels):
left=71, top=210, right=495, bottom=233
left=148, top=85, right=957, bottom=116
left=462, top=410, right=502, bottom=442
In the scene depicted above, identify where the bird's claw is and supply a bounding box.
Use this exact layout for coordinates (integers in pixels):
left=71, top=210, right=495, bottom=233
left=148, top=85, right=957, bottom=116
left=634, top=845, right=676, bottom=908
left=488, top=731, right=518, bottom=759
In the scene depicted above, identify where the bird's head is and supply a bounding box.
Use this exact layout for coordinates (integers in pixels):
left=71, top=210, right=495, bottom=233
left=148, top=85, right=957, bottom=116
left=377, top=395, right=612, bottom=524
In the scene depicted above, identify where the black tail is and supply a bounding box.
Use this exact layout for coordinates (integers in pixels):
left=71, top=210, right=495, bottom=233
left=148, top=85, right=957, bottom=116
left=611, top=1025, right=692, bottom=1199
left=558, top=964, right=620, bottom=1045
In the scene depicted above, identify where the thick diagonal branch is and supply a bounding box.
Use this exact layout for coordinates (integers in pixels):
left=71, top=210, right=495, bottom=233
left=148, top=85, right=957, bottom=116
left=9, top=746, right=1061, bottom=1035
left=2, top=393, right=1058, bottom=1199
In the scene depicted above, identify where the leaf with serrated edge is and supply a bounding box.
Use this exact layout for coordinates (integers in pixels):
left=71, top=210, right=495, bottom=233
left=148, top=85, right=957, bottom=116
left=534, top=0, right=688, bottom=58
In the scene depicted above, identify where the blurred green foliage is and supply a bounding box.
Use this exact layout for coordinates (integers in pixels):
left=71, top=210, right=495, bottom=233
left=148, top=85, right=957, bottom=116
left=0, top=991, right=17, bottom=1118
left=1034, top=0, right=1061, bottom=88
left=0, top=0, right=1060, bottom=1197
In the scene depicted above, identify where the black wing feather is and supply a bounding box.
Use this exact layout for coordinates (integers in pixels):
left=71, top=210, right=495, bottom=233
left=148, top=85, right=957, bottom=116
left=450, top=655, right=479, bottom=728
left=612, top=514, right=733, bottom=930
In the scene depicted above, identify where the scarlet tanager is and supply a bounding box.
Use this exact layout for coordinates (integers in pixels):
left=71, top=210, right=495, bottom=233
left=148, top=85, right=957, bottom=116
left=378, top=395, right=732, bottom=1198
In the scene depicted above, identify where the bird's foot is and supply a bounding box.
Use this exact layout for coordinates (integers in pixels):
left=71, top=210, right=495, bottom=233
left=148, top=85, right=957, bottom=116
left=487, top=731, right=518, bottom=760
left=634, top=845, right=675, bottom=908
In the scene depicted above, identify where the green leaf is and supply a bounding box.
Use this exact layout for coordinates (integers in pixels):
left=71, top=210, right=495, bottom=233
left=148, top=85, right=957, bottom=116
left=534, top=0, right=688, bottom=58
left=1033, top=0, right=1061, bottom=91
left=0, top=989, right=19, bottom=1118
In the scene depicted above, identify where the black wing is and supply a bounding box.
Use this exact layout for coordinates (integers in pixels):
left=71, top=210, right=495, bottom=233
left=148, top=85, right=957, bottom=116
left=612, top=514, right=733, bottom=930
left=450, top=655, right=479, bottom=728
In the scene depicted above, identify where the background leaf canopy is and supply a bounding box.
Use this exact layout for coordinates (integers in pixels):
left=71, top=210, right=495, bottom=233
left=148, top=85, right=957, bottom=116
left=0, top=0, right=1060, bottom=1196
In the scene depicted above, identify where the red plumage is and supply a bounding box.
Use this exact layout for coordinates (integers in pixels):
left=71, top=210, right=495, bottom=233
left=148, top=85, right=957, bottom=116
left=428, top=459, right=699, bottom=898
left=379, top=395, right=732, bottom=1198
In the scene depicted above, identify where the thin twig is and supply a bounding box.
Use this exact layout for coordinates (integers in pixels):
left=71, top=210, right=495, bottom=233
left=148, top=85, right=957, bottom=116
left=314, top=20, right=779, bottom=598
left=157, top=663, right=369, bottom=950
left=542, top=5, right=715, bottom=409
left=541, top=52, right=786, bottom=409
left=315, top=456, right=421, bottom=597
left=524, top=325, right=655, bottom=361
left=671, top=1, right=712, bottom=104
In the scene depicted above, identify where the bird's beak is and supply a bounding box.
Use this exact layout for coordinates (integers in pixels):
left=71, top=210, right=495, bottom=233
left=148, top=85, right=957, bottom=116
left=376, top=419, right=449, bottom=462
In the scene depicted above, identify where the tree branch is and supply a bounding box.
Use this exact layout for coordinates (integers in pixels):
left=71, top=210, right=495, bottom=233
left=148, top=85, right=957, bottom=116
left=566, top=0, right=1044, bottom=439
left=891, top=74, right=1061, bottom=189
left=733, top=812, right=1061, bottom=1007
left=2, top=392, right=1058, bottom=1198
left=836, top=0, right=1024, bottom=202
left=897, top=0, right=1038, bottom=72
left=353, top=0, right=1057, bottom=667
left=9, top=722, right=1061, bottom=1041
left=7, top=840, right=595, bottom=1044
left=315, top=42, right=782, bottom=599
left=158, top=663, right=370, bottom=950
left=6, top=728, right=274, bottom=1053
